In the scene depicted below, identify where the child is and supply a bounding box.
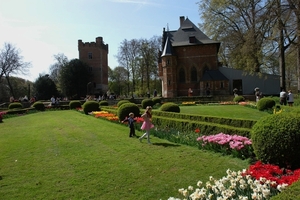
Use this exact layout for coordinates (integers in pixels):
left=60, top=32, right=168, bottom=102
left=139, top=106, right=154, bottom=144
left=121, top=112, right=136, bottom=137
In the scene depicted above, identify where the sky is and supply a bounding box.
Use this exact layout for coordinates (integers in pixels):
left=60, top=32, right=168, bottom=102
left=0, top=0, right=201, bottom=82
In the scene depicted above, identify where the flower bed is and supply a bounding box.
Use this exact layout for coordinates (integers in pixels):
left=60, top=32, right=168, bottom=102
left=197, top=133, right=254, bottom=159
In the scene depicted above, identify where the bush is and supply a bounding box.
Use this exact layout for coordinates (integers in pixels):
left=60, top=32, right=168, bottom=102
left=99, top=100, right=109, bottom=106
left=160, top=102, right=180, bottom=113
left=82, top=100, right=100, bottom=115
left=32, top=101, right=45, bottom=111
left=141, top=99, right=154, bottom=109
left=233, top=96, right=245, bottom=103
left=251, top=112, right=300, bottom=169
left=8, top=102, right=23, bottom=109
left=256, top=97, right=276, bottom=111
left=152, top=97, right=162, bottom=105
left=69, top=100, right=82, bottom=109
left=117, top=103, right=140, bottom=121
left=117, top=100, right=131, bottom=107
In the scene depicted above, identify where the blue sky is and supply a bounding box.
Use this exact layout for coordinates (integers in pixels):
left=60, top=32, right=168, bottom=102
left=0, top=0, right=200, bottom=81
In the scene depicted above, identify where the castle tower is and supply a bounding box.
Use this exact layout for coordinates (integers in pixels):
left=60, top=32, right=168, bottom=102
left=78, top=37, right=109, bottom=95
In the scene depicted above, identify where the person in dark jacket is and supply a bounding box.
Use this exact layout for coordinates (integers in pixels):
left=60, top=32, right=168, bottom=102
left=121, top=112, right=136, bottom=137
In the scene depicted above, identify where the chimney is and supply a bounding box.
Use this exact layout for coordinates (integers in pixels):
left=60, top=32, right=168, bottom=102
left=180, top=16, right=185, bottom=26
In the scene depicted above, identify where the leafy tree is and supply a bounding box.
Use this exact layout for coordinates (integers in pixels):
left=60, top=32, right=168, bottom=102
left=34, top=74, right=58, bottom=100
left=49, top=53, right=69, bottom=90
left=0, top=43, right=30, bottom=98
left=108, top=66, right=128, bottom=96
left=198, top=0, right=273, bottom=73
left=59, top=59, right=90, bottom=99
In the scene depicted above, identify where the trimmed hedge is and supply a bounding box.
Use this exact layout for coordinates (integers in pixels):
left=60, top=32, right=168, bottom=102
left=32, top=101, right=45, bottom=111
left=69, top=100, right=82, bottom=109
left=251, top=112, right=300, bottom=169
left=117, top=100, right=131, bottom=107
left=82, top=100, right=100, bottom=115
left=160, top=102, right=180, bottom=113
left=8, top=102, right=23, bottom=109
left=117, top=103, right=140, bottom=121
left=141, top=99, right=154, bottom=109
left=99, top=100, right=109, bottom=106
left=256, top=97, right=276, bottom=111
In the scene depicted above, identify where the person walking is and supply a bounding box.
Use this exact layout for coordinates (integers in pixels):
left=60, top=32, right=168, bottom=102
left=287, top=90, right=294, bottom=107
left=121, top=112, right=136, bottom=137
left=139, top=106, right=154, bottom=144
left=280, top=89, right=287, bottom=105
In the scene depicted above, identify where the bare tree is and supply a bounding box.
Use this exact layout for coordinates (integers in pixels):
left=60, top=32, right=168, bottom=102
left=0, top=43, right=30, bottom=98
left=49, top=53, right=69, bottom=85
left=116, top=39, right=140, bottom=95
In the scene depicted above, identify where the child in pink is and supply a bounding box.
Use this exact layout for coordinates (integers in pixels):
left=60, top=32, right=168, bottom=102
left=139, top=106, right=154, bottom=144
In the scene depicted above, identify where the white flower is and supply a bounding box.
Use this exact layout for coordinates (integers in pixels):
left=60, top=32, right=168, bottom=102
left=197, top=180, right=203, bottom=187
left=188, top=185, right=193, bottom=191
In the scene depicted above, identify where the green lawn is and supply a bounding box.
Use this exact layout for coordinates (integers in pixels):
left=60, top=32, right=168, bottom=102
left=179, top=104, right=270, bottom=121
left=0, top=110, right=249, bottom=200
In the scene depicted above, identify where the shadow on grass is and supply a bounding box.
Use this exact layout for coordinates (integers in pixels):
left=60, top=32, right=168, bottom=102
left=152, top=143, right=181, bottom=147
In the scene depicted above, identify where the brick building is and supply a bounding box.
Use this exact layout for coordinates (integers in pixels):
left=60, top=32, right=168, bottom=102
left=78, top=37, right=109, bottom=96
left=158, top=16, right=229, bottom=97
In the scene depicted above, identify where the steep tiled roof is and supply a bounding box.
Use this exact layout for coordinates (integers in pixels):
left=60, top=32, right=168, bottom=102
left=161, top=36, right=173, bottom=57
left=172, top=17, right=220, bottom=46
left=201, top=70, right=228, bottom=81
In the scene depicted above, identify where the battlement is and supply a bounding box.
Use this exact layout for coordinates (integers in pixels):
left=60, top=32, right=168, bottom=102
left=78, top=37, right=108, bottom=51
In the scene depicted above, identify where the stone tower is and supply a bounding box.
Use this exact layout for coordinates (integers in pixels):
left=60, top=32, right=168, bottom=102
left=78, top=37, right=109, bottom=95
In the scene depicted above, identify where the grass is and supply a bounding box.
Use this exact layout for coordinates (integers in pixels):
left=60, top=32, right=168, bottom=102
left=179, top=104, right=270, bottom=121
left=0, top=110, right=249, bottom=200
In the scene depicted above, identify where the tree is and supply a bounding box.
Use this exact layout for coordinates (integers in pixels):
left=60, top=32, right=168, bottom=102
left=108, top=66, right=128, bottom=96
left=49, top=53, right=69, bottom=88
left=34, top=74, right=58, bottom=100
left=198, top=0, right=274, bottom=73
left=116, top=39, right=140, bottom=95
left=59, top=59, right=90, bottom=99
left=0, top=43, right=30, bottom=98
left=286, top=0, right=300, bottom=92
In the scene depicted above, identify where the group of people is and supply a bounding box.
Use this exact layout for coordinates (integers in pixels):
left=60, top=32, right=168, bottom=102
left=121, top=106, right=154, bottom=144
left=280, top=89, right=294, bottom=106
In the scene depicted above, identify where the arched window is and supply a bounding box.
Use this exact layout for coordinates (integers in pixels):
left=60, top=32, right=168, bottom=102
left=179, top=68, right=185, bottom=83
left=191, top=67, right=197, bottom=82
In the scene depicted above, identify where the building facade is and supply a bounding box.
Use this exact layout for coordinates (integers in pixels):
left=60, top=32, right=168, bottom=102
left=158, top=16, right=229, bottom=97
left=158, top=16, right=280, bottom=98
left=78, top=37, right=109, bottom=95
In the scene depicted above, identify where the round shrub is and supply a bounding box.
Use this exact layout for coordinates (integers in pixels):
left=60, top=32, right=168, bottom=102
left=69, top=100, right=82, bottom=109
left=82, top=100, right=100, bottom=115
left=141, top=98, right=154, bottom=109
left=8, top=102, right=23, bottom=109
left=233, top=96, right=245, bottom=103
left=152, top=97, right=162, bottom=105
left=160, top=102, right=180, bottom=113
left=117, top=103, right=140, bottom=121
left=251, top=112, right=300, bottom=169
left=32, top=101, right=45, bottom=111
left=117, top=100, right=131, bottom=107
left=256, top=97, right=276, bottom=111
left=99, top=100, right=109, bottom=106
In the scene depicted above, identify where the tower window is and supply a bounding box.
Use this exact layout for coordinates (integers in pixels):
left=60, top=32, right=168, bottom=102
left=88, top=52, right=93, bottom=59
left=179, top=68, right=185, bottom=83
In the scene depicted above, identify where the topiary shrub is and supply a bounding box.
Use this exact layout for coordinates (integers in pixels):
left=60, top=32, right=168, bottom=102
left=32, top=101, right=45, bottom=111
left=141, top=99, right=154, bottom=109
left=117, top=100, right=131, bottom=107
left=233, top=96, right=245, bottom=103
left=256, top=97, right=276, bottom=111
left=82, top=100, right=100, bottom=115
left=160, top=102, right=180, bottom=113
left=8, top=102, right=23, bottom=109
left=152, top=97, right=162, bottom=105
left=251, top=112, right=300, bottom=169
left=117, top=103, right=140, bottom=121
left=99, top=100, right=109, bottom=106
left=69, top=100, right=82, bottom=109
